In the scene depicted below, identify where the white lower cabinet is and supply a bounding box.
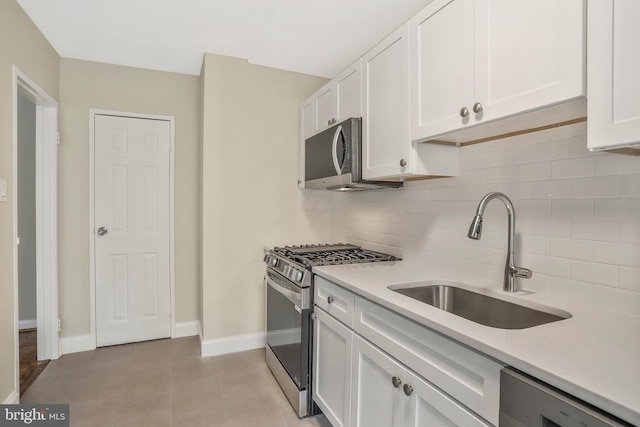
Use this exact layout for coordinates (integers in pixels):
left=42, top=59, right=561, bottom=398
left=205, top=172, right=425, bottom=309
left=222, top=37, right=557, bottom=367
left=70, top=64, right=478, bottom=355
left=313, top=277, right=500, bottom=427
left=351, top=335, right=490, bottom=427
left=313, top=307, right=353, bottom=427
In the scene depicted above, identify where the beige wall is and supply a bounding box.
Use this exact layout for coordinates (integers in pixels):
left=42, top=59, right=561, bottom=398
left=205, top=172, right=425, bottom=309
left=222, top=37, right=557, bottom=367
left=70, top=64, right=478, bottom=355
left=0, top=0, right=60, bottom=403
left=58, top=58, right=201, bottom=337
left=200, top=54, right=329, bottom=340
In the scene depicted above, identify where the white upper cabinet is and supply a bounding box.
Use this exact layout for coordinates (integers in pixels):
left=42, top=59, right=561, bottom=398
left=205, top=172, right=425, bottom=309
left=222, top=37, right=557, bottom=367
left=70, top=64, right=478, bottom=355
left=314, top=59, right=362, bottom=134
left=362, top=23, right=412, bottom=179
left=362, top=23, right=459, bottom=180
left=588, top=0, right=640, bottom=151
left=411, top=0, right=586, bottom=143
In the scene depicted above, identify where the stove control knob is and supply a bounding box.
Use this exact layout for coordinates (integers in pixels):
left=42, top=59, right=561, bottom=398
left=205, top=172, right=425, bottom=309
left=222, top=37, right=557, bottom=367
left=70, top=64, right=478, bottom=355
left=295, top=271, right=303, bottom=282
left=283, top=265, right=290, bottom=276
left=270, top=257, right=278, bottom=268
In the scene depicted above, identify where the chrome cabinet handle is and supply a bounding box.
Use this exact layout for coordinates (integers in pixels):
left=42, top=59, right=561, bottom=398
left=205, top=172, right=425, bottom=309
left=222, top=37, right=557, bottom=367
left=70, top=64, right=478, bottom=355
left=403, top=384, right=413, bottom=396
left=473, top=102, right=483, bottom=113
left=399, top=159, right=407, bottom=167
left=392, top=376, right=402, bottom=388
left=460, top=107, right=469, bottom=118
left=97, top=227, right=108, bottom=236
left=327, top=296, right=334, bottom=304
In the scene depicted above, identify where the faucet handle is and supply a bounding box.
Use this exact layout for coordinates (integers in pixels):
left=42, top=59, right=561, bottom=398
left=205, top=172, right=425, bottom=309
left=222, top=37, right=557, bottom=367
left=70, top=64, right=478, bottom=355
left=513, top=267, right=532, bottom=279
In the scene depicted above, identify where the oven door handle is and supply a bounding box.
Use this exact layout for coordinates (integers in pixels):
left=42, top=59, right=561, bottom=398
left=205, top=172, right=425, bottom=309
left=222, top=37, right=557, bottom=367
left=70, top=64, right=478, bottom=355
left=265, top=275, right=302, bottom=309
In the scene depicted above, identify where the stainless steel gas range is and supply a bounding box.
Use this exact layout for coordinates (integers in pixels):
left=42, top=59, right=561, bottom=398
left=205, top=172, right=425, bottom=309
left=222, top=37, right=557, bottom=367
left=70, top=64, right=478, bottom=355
left=263, top=243, right=398, bottom=417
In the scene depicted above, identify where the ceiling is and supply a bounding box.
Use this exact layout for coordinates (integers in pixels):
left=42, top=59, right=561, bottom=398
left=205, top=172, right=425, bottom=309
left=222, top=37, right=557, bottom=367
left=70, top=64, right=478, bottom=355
left=17, top=0, right=433, bottom=78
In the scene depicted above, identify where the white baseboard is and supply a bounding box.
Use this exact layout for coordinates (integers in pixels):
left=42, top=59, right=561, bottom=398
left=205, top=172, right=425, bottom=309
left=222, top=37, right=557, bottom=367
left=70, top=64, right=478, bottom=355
left=18, top=319, right=37, bottom=330
left=3, top=390, right=19, bottom=404
left=60, top=334, right=95, bottom=355
left=174, top=321, right=200, bottom=338
left=200, top=332, right=266, bottom=357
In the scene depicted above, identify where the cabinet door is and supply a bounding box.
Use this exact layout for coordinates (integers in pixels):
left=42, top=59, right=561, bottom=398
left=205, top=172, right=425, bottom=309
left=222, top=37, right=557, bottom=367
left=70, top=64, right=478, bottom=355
left=474, top=0, right=585, bottom=123
left=336, top=60, right=362, bottom=122
left=588, top=0, right=640, bottom=150
left=404, top=370, right=491, bottom=427
left=362, top=23, right=411, bottom=179
left=314, top=308, right=353, bottom=427
left=411, top=0, right=475, bottom=141
left=315, top=84, right=337, bottom=133
left=351, top=336, right=405, bottom=427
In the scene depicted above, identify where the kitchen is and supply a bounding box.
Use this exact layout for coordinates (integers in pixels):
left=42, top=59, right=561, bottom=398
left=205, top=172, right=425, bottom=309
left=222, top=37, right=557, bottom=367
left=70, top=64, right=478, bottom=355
left=1, top=0, right=639, bottom=426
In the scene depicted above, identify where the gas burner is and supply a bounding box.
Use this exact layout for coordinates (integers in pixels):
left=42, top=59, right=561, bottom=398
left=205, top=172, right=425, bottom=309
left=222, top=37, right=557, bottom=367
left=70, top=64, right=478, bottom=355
left=273, top=243, right=398, bottom=267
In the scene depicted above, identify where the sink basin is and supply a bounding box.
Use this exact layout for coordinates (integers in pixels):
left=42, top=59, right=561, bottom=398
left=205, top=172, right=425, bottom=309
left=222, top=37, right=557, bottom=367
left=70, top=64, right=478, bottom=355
left=389, top=281, right=571, bottom=329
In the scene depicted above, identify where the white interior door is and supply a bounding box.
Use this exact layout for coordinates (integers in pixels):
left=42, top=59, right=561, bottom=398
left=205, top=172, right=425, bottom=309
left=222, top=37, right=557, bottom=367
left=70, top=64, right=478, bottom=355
left=94, top=114, right=171, bottom=347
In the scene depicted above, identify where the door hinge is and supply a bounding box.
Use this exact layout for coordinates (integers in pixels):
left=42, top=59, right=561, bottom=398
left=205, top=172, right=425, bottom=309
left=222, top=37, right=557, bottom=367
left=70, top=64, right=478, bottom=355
left=57, top=132, right=60, bottom=145
left=57, top=319, right=62, bottom=332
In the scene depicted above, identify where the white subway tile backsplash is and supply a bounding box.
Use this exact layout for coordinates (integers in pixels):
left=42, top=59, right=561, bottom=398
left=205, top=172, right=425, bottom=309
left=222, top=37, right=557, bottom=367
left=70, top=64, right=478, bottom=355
left=592, top=285, right=640, bottom=316
left=551, top=157, right=594, bottom=179
left=531, top=255, right=570, bottom=278
left=549, top=238, right=592, bottom=261
left=486, top=166, right=517, bottom=183
left=547, top=277, right=592, bottom=303
left=619, top=221, right=640, bottom=244
left=570, top=260, right=618, bottom=287
left=619, top=267, right=640, bottom=293
left=516, top=162, right=552, bottom=181
left=518, top=235, right=549, bottom=255
left=531, top=217, right=571, bottom=238
left=532, top=180, right=572, bottom=200
left=522, top=273, right=550, bottom=294
left=498, top=182, right=533, bottom=199
left=313, top=123, right=640, bottom=317
left=571, top=219, right=619, bottom=242
left=593, top=241, right=640, bottom=268
left=570, top=176, right=619, bottom=198
left=619, top=173, right=640, bottom=197
left=594, top=198, right=640, bottom=220
left=551, top=199, right=594, bottom=219
left=593, top=152, right=640, bottom=176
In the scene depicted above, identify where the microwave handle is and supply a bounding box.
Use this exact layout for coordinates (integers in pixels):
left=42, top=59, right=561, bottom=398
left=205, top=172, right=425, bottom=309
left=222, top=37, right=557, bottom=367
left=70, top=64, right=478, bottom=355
left=331, top=125, right=344, bottom=174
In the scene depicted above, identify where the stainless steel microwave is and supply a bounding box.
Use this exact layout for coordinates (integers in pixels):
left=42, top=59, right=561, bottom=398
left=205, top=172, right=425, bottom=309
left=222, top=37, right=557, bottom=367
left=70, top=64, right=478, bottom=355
left=304, top=117, right=403, bottom=191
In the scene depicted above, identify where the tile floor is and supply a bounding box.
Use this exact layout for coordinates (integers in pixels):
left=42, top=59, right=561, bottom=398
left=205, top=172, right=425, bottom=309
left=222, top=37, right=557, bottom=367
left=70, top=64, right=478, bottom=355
left=21, top=336, right=332, bottom=427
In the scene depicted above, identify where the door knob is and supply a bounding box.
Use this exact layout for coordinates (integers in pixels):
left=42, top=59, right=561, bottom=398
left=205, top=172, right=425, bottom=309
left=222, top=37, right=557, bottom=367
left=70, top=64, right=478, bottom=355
left=459, top=107, right=470, bottom=118
left=473, top=102, right=483, bottom=113
left=97, top=227, right=108, bottom=236
left=327, top=296, right=334, bottom=304
left=399, top=159, right=407, bottom=167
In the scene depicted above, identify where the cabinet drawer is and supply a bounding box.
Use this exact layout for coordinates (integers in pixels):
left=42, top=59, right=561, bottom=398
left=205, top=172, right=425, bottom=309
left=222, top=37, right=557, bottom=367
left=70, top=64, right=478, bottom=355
left=354, top=296, right=503, bottom=425
left=315, top=276, right=355, bottom=327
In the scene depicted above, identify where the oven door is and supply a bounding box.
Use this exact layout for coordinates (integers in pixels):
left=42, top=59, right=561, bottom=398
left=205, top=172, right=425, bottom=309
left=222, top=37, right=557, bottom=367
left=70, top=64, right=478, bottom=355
left=265, top=270, right=311, bottom=390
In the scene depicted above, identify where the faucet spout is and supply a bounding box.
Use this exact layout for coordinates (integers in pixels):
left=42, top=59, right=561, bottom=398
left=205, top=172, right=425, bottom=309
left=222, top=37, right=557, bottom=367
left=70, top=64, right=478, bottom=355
left=468, top=192, right=532, bottom=293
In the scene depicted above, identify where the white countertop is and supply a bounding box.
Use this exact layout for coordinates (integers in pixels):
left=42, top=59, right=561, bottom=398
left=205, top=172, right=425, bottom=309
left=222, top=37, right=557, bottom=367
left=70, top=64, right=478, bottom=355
left=313, top=261, right=640, bottom=426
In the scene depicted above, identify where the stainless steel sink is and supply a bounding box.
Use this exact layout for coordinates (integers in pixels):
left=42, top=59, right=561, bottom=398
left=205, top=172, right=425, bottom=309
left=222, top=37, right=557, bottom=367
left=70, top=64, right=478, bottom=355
left=389, top=281, right=571, bottom=329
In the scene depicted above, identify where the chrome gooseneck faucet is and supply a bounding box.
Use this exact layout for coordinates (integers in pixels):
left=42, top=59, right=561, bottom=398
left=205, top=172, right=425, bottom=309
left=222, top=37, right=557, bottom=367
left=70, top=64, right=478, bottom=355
left=468, top=192, right=532, bottom=293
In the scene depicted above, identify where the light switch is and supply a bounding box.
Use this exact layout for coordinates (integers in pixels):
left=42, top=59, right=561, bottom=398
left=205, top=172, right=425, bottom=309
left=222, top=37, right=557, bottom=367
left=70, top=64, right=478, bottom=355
left=0, top=179, right=7, bottom=202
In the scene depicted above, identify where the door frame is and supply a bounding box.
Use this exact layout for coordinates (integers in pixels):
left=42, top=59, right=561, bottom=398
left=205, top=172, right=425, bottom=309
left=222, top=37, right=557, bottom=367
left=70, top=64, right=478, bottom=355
left=12, top=65, right=60, bottom=399
left=89, top=109, right=176, bottom=347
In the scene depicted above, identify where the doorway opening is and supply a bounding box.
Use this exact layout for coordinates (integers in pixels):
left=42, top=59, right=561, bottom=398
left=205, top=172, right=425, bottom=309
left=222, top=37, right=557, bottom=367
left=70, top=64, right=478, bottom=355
left=12, top=66, right=60, bottom=400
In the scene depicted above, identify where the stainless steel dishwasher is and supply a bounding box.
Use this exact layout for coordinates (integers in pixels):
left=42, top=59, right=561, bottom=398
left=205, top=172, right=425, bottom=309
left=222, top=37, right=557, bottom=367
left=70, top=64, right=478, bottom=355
left=499, top=367, right=633, bottom=427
